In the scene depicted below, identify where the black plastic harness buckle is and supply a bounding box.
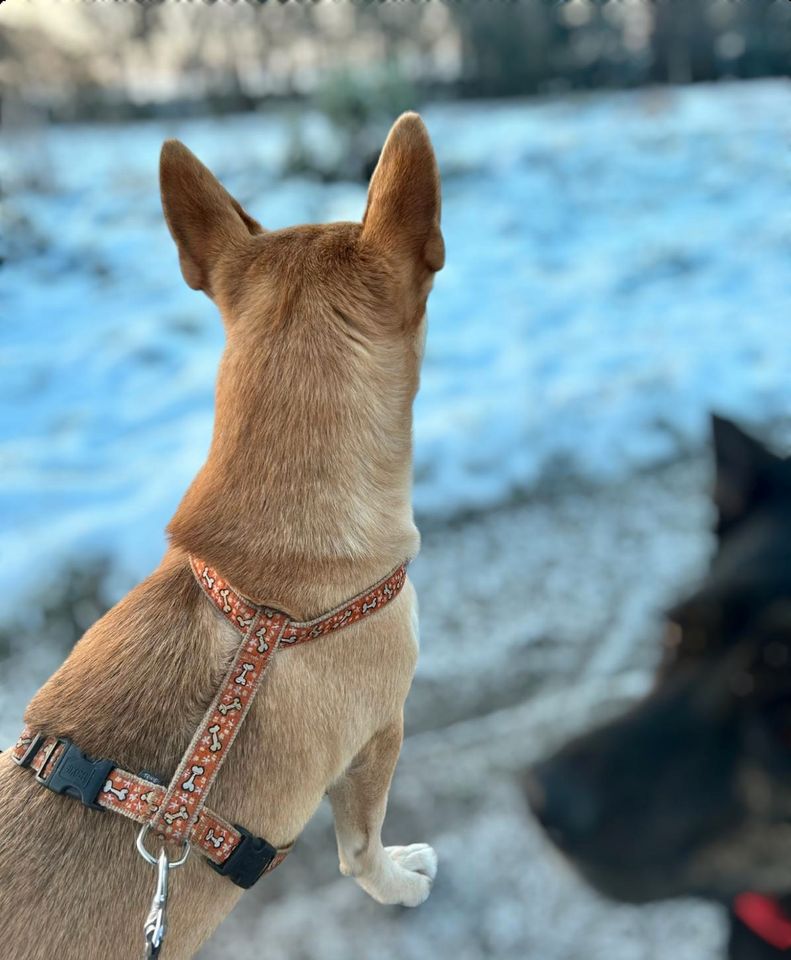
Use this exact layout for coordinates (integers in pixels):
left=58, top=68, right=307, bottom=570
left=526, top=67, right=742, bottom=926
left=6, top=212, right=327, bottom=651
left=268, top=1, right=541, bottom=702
left=34, top=738, right=114, bottom=811
left=209, top=824, right=277, bottom=889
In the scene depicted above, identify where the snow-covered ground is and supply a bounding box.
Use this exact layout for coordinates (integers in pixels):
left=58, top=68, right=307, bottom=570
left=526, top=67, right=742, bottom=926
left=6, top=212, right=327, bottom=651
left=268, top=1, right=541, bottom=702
left=1, top=80, right=789, bottom=958
left=1, top=80, right=789, bottom=617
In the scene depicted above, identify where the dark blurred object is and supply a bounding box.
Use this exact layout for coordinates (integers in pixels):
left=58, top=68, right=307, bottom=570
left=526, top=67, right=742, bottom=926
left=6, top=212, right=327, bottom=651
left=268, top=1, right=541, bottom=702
left=527, top=416, right=791, bottom=959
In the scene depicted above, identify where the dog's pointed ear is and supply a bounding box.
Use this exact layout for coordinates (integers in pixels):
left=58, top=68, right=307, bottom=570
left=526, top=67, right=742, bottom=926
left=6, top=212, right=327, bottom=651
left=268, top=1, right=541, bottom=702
left=160, top=139, right=262, bottom=296
left=361, top=113, right=444, bottom=278
left=711, top=414, right=781, bottom=535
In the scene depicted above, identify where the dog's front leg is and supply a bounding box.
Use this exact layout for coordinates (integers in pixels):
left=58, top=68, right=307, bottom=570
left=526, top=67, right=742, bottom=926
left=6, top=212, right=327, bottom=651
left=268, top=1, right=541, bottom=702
left=328, top=718, right=437, bottom=907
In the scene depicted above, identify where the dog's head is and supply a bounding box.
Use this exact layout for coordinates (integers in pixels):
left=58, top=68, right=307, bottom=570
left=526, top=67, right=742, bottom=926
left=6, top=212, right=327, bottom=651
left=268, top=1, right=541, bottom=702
left=159, top=112, right=443, bottom=367
left=527, top=416, right=791, bottom=904
left=159, top=114, right=443, bottom=581
left=160, top=112, right=442, bottom=419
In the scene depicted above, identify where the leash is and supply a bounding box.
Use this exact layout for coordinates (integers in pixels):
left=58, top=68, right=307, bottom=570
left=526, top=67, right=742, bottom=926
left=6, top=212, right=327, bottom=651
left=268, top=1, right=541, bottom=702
left=11, top=555, right=408, bottom=958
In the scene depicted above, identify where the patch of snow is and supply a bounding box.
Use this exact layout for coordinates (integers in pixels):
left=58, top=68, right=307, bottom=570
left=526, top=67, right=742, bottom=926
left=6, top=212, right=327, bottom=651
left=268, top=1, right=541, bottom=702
left=1, top=80, right=788, bottom=610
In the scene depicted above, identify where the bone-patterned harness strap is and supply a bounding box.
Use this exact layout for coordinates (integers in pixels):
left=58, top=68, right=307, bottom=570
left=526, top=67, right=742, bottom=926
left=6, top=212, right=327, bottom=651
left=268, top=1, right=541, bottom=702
left=10, top=729, right=277, bottom=876
left=12, top=555, right=408, bottom=886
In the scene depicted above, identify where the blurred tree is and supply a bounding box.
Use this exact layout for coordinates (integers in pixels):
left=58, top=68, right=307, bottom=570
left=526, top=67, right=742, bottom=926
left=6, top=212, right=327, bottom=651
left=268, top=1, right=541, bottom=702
left=650, top=0, right=791, bottom=84
left=650, top=0, right=718, bottom=84
left=448, top=3, right=649, bottom=97
left=450, top=2, right=560, bottom=97
left=726, top=0, right=791, bottom=79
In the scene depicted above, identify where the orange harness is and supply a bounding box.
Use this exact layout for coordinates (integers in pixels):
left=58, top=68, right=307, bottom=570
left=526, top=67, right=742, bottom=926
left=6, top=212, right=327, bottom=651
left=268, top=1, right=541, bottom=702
left=11, top=557, right=408, bottom=891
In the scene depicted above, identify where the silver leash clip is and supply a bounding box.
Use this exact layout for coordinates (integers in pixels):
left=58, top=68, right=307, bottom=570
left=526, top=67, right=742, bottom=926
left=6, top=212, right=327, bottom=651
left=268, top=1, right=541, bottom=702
left=144, top=847, right=170, bottom=958
left=136, top=824, right=190, bottom=959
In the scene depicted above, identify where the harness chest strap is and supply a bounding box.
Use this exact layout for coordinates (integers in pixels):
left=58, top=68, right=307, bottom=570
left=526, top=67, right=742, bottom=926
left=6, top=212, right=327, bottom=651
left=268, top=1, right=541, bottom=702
left=10, top=729, right=287, bottom=879
left=12, top=557, right=408, bottom=884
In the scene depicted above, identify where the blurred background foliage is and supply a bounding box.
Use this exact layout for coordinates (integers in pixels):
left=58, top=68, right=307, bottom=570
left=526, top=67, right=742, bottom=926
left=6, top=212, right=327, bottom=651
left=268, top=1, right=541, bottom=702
left=2, top=1, right=789, bottom=127
left=3, top=0, right=788, bottom=184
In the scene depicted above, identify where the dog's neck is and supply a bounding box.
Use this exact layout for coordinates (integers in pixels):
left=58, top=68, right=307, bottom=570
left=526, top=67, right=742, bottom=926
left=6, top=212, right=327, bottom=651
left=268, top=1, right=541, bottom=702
left=167, top=330, right=420, bottom=618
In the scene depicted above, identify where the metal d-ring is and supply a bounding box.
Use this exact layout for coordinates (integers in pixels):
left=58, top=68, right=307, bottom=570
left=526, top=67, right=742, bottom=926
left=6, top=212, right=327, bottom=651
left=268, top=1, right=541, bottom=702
left=136, top=823, right=191, bottom=868
left=137, top=824, right=190, bottom=958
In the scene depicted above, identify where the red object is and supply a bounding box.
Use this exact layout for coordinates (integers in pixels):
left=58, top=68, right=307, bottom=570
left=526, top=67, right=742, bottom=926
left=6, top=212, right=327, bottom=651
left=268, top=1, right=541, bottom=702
left=734, top=892, right=791, bottom=951
left=12, top=556, right=408, bottom=875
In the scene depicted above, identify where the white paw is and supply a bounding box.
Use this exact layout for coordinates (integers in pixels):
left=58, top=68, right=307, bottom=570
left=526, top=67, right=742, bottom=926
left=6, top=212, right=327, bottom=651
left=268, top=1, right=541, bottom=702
left=385, top=843, right=438, bottom=881
left=382, top=843, right=438, bottom=907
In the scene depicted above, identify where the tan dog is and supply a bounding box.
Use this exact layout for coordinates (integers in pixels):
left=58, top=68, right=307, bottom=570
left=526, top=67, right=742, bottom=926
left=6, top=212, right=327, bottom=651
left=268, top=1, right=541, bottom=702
left=0, top=112, right=444, bottom=959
